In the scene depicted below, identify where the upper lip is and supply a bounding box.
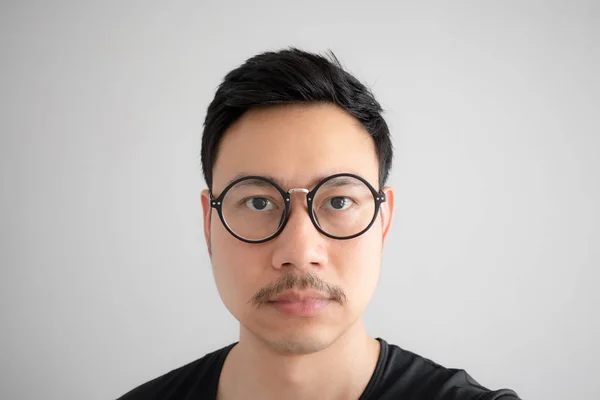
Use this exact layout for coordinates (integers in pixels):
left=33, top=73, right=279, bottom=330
left=269, top=290, right=330, bottom=302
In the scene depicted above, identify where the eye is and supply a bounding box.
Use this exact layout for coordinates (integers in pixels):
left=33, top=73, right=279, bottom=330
left=324, top=196, right=354, bottom=211
left=244, top=197, right=275, bottom=211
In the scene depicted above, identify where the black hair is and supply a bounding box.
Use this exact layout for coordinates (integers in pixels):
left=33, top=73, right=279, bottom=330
left=201, top=48, right=393, bottom=190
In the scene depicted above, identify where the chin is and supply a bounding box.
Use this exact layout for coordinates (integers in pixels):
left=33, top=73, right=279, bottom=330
left=261, top=333, right=334, bottom=355
left=244, top=319, right=345, bottom=356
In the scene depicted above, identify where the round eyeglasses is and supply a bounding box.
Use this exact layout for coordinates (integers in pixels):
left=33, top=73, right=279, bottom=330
left=209, top=173, right=386, bottom=243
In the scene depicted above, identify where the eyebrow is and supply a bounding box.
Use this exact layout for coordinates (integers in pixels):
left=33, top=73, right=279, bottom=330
left=224, top=173, right=290, bottom=190
left=320, top=176, right=367, bottom=188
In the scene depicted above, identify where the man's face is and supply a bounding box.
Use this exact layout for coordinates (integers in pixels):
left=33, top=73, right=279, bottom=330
left=201, top=103, right=394, bottom=355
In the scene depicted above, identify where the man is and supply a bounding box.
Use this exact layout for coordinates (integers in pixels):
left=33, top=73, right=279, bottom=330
left=119, top=49, right=520, bottom=400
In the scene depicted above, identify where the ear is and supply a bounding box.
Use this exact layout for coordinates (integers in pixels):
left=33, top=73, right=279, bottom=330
left=380, top=186, right=395, bottom=243
left=200, top=189, right=213, bottom=256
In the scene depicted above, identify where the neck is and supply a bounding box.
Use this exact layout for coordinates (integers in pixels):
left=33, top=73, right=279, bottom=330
left=218, top=320, right=380, bottom=400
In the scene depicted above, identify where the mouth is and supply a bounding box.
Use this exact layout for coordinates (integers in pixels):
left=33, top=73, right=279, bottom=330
left=267, top=290, right=332, bottom=316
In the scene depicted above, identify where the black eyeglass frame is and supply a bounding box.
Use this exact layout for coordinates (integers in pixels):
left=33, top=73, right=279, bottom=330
left=209, top=173, right=387, bottom=244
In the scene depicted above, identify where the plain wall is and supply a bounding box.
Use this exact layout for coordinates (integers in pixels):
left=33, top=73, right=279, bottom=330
left=1, top=1, right=598, bottom=399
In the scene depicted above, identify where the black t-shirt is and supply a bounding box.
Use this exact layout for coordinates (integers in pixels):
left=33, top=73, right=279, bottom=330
left=118, top=338, right=520, bottom=400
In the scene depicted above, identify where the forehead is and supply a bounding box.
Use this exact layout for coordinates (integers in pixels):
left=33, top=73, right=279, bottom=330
left=212, top=103, right=379, bottom=192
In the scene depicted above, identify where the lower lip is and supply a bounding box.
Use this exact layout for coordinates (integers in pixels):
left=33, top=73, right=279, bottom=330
left=268, top=299, right=331, bottom=316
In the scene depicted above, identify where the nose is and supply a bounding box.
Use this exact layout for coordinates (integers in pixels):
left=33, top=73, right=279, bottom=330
left=270, top=191, right=328, bottom=272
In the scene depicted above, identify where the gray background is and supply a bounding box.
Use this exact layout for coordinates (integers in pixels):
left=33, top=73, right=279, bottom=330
left=1, top=1, right=598, bottom=399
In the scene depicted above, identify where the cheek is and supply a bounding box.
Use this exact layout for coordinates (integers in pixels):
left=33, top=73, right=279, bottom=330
left=210, top=224, right=269, bottom=314
left=334, top=228, right=383, bottom=306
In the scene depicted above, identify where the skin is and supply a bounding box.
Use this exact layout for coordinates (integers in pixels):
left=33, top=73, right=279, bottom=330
left=200, top=103, right=395, bottom=400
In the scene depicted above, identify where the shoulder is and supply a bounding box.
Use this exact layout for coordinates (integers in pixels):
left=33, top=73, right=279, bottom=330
left=116, top=343, right=236, bottom=400
left=364, top=339, right=520, bottom=400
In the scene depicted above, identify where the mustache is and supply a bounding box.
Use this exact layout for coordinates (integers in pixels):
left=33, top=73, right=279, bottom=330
left=249, top=271, right=347, bottom=307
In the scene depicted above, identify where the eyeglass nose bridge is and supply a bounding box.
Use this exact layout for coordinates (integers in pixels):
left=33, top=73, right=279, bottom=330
left=287, top=188, right=309, bottom=194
